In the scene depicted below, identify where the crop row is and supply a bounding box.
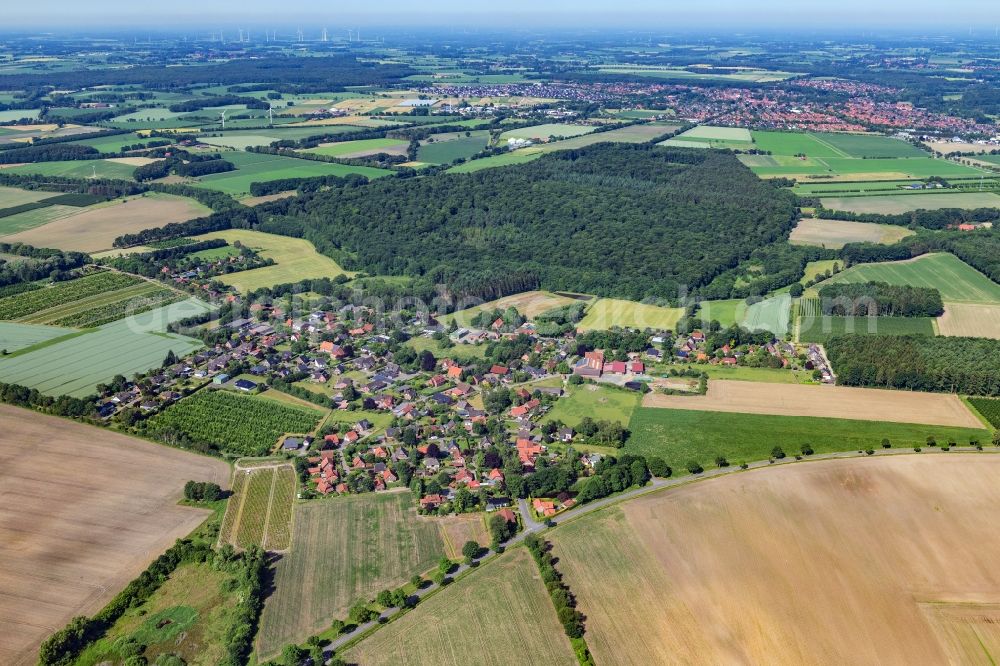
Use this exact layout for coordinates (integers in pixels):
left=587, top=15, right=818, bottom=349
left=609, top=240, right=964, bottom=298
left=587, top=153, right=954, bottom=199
left=264, top=466, right=297, bottom=550
left=969, top=398, right=1000, bottom=429
left=148, top=390, right=321, bottom=457
left=237, top=469, right=275, bottom=548
left=218, top=471, right=248, bottom=546
left=52, top=289, right=180, bottom=327
left=0, top=272, right=142, bottom=320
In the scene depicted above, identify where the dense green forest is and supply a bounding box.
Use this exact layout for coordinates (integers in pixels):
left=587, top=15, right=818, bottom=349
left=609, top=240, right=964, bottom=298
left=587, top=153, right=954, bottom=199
left=818, top=282, right=944, bottom=317
left=827, top=334, right=1000, bottom=395
left=257, top=145, right=798, bottom=303
left=0, top=56, right=413, bottom=91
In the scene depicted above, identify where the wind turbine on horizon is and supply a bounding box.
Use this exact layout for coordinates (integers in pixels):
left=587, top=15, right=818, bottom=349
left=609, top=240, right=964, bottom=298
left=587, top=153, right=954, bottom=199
left=219, top=109, right=227, bottom=130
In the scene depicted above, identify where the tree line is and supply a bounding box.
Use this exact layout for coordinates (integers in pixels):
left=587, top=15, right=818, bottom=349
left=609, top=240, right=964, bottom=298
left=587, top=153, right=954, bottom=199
left=818, top=281, right=944, bottom=317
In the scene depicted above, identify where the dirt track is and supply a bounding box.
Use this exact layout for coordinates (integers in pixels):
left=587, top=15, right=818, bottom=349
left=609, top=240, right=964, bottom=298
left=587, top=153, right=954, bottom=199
left=555, top=455, right=1000, bottom=665
left=0, top=406, right=229, bottom=664
left=642, top=379, right=983, bottom=428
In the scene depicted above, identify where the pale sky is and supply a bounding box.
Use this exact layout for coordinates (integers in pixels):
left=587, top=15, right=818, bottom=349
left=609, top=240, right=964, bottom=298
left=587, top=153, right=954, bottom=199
left=4, top=0, right=999, bottom=29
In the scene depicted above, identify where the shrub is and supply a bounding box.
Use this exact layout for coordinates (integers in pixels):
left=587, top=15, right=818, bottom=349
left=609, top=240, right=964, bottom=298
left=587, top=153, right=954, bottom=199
left=686, top=460, right=703, bottom=475
left=770, top=446, right=785, bottom=459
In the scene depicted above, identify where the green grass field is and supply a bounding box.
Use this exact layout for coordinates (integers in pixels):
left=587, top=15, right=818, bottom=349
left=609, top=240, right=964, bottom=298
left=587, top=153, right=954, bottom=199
left=197, top=126, right=366, bottom=149
left=0, top=298, right=212, bottom=397
left=546, top=383, right=641, bottom=427
left=344, top=548, right=576, bottom=666
left=190, top=151, right=391, bottom=196
left=798, top=311, right=936, bottom=344
left=0, top=185, right=57, bottom=208
left=697, top=295, right=790, bottom=333
left=195, top=229, right=351, bottom=293
left=697, top=299, right=744, bottom=327
left=820, top=253, right=1000, bottom=304
left=741, top=294, right=791, bottom=335
left=256, top=492, right=446, bottom=658
left=750, top=130, right=843, bottom=158
left=627, top=407, right=990, bottom=471
left=820, top=192, right=1000, bottom=214
left=3, top=159, right=138, bottom=179
left=0, top=321, right=78, bottom=353
left=578, top=298, right=684, bottom=331
left=404, top=335, right=487, bottom=361
left=65, top=132, right=147, bottom=153
left=448, top=123, right=680, bottom=173
left=499, top=123, right=596, bottom=142
left=304, top=137, right=409, bottom=158
left=417, top=131, right=490, bottom=164
left=811, top=132, right=927, bottom=158
left=676, top=125, right=752, bottom=142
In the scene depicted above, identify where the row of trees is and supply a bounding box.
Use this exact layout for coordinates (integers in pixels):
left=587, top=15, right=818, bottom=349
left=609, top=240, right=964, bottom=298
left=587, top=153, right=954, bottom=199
left=818, top=281, right=944, bottom=317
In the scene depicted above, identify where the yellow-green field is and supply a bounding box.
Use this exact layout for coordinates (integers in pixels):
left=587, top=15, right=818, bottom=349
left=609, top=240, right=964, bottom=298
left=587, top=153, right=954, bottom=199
left=578, top=298, right=684, bottom=331
left=441, top=291, right=585, bottom=327
left=789, top=218, right=914, bottom=249
left=195, top=229, right=352, bottom=293
left=344, top=548, right=576, bottom=666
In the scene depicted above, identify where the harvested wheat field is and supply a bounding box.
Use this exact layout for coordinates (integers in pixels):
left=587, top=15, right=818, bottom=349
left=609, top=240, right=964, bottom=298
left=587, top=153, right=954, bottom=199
left=0, top=405, right=229, bottom=665
left=551, top=455, right=1000, bottom=666
left=1, top=193, right=210, bottom=252
left=643, top=379, right=981, bottom=428
left=937, top=302, right=1000, bottom=339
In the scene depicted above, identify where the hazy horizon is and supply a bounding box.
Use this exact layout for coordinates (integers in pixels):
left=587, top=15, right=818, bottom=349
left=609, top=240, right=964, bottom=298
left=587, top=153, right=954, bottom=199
left=4, top=0, right=1000, bottom=30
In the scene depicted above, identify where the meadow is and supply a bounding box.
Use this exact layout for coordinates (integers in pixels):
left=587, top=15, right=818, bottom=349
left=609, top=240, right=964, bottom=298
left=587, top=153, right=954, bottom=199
left=148, top=390, right=322, bottom=457
left=676, top=125, right=752, bottom=142
left=190, top=151, right=391, bottom=196
left=499, top=123, right=597, bottom=142
left=552, top=456, right=1000, bottom=665
left=256, top=492, right=445, bottom=658
left=740, top=293, right=791, bottom=335
left=577, top=297, right=684, bottom=331
left=819, top=253, right=1000, bottom=304
left=642, top=379, right=982, bottom=428
left=65, top=131, right=147, bottom=153
left=626, top=407, right=989, bottom=469
left=417, top=130, right=490, bottom=164
left=195, top=229, right=352, bottom=293
left=0, top=298, right=213, bottom=397
left=749, top=156, right=985, bottom=180
left=545, top=383, right=641, bottom=427
left=72, top=561, right=242, bottom=666
left=404, top=335, right=487, bottom=362
left=344, top=548, right=576, bottom=666
left=2, top=158, right=140, bottom=179
left=820, top=191, right=1000, bottom=214
left=304, top=137, right=409, bottom=158
left=0, top=407, right=229, bottom=665
left=219, top=464, right=296, bottom=551
left=197, top=125, right=365, bottom=149
left=441, top=290, right=584, bottom=327
left=789, top=218, right=914, bottom=249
